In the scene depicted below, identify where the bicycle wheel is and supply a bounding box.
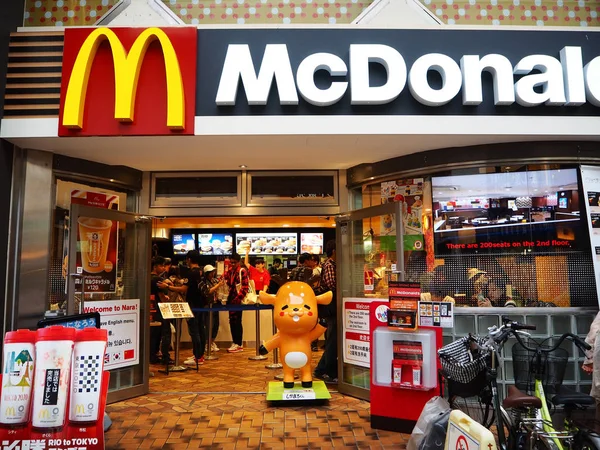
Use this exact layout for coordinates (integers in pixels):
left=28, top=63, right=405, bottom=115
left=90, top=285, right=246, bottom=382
left=578, top=434, right=600, bottom=450
left=449, top=394, right=495, bottom=428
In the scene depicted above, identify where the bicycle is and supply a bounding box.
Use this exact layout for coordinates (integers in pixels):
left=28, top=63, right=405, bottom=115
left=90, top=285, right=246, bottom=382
left=439, top=317, right=600, bottom=450
left=501, top=320, right=600, bottom=450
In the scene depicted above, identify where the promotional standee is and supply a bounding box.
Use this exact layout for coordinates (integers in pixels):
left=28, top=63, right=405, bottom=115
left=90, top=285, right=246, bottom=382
left=259, top=282, right=332, bottom=401
left=0, top=327, right=109, bottom=450
left=369, top=299, right=442, bottom=432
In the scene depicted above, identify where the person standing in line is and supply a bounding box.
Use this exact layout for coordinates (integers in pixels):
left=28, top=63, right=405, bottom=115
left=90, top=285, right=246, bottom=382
left=223, top=253, right=249, bottom=353
left=200, top=265, right=225, bottom=353
left=244, top=250, right=271, bottom=293
left=268, top=258, right=284, bottom=294
left=175, top=250, right=205, bottom=366
left=314, top=239, right=338, bottom=383
left=289, top=252, right=313, bottom=282
left=150, top=256, right=173, bottom=365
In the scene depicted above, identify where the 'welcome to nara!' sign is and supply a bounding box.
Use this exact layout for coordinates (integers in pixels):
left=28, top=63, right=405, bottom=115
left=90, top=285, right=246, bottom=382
left=195, top=28, right=600, bottom=117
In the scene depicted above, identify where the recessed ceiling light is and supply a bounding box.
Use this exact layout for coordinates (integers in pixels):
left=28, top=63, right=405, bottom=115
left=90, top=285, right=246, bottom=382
left=239, top=164, right=247, bottom=169
left=331, top=223, right=336, bottom=227
left=234, top=224, right=240, bottom=228
left=283, top=224, right=290, bottom=227
left=109, top=179, right=115, bottom=182
left=370, top=177, right=375, bottom=180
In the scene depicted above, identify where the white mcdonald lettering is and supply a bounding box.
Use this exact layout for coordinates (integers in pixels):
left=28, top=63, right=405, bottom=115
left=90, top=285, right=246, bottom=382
left=215, top=44, right=600, bottom=108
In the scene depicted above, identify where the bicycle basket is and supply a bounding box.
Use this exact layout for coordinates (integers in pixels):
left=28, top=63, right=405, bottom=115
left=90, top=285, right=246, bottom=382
left=512, top=342, right=568, bottom=395
left=438, top=336, right=491, bottom=385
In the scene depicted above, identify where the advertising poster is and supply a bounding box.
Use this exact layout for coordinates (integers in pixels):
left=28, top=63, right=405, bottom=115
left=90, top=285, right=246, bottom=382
left=72, top=190, right=119, bottom=294
left=581, top=166, right=600, bottom=300
left=381, top=179, right=425, bottom=251
left=172, top=233, right=196, bottom=255
left=342, top=298, right=373, bottom=368
left=197, top=233, right=233, bottom=255
left=387, top=281, right=420, bottom=330
left=236, top=233, right=297, bottom=255
left=300, top=232, right=324, bottom=254
left=418, top=301, right=454, bottom=328
left=83, top=299, right=140, bottom=370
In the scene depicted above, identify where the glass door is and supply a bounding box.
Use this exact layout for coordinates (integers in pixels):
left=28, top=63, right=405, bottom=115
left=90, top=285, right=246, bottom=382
left=336, top=202, right=403, bottom=400
left=67, top=204, right=151, bottom=403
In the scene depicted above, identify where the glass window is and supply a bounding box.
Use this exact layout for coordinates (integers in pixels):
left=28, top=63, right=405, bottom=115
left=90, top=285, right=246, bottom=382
left=356, top=165, right=597, bottom=308
left=151, top=172, right=241, bottom=206
left=248, top=171, right=338, bottom=206
left=49, top=179, right=129, bottom=313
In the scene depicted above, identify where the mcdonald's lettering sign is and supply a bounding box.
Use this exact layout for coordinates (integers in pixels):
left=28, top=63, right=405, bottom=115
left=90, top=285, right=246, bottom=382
left=75, top=404, right=86, bottom=414
left=59, top=27, right=197, bottom=136
left=4, top=406, right=15, bottom=417
left=38, top=408, right=50, bottom=419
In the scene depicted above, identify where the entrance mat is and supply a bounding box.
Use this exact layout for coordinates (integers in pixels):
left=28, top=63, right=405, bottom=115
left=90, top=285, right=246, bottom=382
left=266, top=380, right=332, bottom=401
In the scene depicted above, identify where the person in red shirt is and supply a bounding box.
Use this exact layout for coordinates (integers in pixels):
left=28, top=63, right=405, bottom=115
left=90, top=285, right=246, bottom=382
left=244, top=250, right=271, bottom=293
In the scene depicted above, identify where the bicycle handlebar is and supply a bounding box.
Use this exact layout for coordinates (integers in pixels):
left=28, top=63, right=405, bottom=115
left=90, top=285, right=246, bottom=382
left=510, top=329, right=591, bottom=354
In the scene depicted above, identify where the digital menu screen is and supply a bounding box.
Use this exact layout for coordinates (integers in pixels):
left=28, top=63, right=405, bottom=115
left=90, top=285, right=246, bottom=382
left=236, top=233, right=297, bottom=255
left=197, top=233, right=234, bottom=255
left=172, top=233, right=196, bottom=255
left=301, top=233, right=324, bottom=254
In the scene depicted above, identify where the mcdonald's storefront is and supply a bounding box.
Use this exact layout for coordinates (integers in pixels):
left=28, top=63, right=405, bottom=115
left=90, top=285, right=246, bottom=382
left=1, top=25, right=600, bottom=403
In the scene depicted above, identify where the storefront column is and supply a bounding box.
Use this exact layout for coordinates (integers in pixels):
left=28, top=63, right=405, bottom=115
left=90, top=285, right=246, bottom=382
left=5, top=148, right=54, bottom=331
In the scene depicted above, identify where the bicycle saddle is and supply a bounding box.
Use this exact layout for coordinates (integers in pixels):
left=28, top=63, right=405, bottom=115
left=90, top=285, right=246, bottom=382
left=551, top=386, right=595, bottom=407
left=503, top=385, right=542, bottom=409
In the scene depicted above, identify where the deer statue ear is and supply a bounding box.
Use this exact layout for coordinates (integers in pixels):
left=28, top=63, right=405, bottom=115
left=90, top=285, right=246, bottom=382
left=316, top=291, right=333, bottom=305
left=260, top=291, right=277, bottom=305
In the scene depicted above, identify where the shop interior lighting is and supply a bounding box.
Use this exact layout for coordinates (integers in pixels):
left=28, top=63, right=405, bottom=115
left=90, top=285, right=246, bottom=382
left=239, top=164, right=247, bottom=169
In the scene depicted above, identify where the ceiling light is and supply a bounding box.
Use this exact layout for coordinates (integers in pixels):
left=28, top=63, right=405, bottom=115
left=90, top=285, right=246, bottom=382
left=370, top=177, right=375, bottom=180
left=239, top=164, right=247, bottom=169
left=331, top=223, right=336, bottom=227
left=109, top=179, right=115, bottom=182
left=283, top=224, right=290, bottom=227
left=437, top=192, right=443, bottom=195
left=234, top=224, right=240, bottom=228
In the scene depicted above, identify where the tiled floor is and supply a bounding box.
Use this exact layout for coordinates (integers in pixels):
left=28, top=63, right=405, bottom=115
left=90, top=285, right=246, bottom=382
left=104, top=346, right=409, bottom=449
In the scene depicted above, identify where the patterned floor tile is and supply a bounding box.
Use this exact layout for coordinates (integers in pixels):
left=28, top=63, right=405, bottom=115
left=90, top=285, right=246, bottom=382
left=105, top=348, right=409, bottom=448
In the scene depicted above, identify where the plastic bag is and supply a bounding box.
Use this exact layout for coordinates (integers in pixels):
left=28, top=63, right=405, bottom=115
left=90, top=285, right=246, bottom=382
left=407, top=396, right=450, bottom=450
left=418, top=409, right=450, bottom=450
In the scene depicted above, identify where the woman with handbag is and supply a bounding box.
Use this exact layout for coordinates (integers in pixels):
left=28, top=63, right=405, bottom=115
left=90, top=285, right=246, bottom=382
left=223, top=253, right=249, bottom=353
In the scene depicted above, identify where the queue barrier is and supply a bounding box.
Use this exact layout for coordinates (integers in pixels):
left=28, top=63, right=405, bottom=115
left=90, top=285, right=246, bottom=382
left=191, top=304, right=274, bottom=361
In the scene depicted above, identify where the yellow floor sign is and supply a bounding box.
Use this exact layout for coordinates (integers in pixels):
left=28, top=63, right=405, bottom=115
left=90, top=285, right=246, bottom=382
left=445, top=410, right=498, bottom=450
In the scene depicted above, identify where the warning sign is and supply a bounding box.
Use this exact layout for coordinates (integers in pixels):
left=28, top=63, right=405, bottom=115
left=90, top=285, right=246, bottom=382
left=444, top=410, right=497, bottom=450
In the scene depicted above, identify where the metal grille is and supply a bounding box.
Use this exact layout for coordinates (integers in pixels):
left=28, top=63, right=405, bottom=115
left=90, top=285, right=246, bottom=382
left=419, top=250, right=597, bottom=308
left=4, top=31, right=63, bottom=118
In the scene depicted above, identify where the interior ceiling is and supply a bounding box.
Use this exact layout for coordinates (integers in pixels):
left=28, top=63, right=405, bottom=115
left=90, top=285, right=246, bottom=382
left=6, top=134, right=587, bottom=171
left=432, top=168, right=578, bottom=200
left=154, top=216, right=337, bottom=229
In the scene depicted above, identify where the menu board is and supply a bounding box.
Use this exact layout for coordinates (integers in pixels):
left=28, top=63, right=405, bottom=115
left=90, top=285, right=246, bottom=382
left=197, top=233, right=234, bottom=255
left=172, top=233, right=196, bottom=255
left=236, top=233, right=298, bottom=255
left=301, top=233, right=324, bottom=254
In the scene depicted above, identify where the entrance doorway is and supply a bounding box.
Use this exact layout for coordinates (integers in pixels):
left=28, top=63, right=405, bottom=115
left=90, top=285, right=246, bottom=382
left=148, top=216, right=337, bottom=395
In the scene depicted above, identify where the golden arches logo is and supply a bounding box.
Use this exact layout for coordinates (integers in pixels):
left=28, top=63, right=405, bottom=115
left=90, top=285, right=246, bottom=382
left=5, top=406, right=15, bottom=417
left=75, top=404, right=86, bottom=414
left=62, top=27, right=185, bottom=130
left=38, top=409, right=50, bottom=419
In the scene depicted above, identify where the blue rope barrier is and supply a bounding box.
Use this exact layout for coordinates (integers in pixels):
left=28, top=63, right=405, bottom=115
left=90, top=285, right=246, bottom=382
left=191, top=304, right=274, bottom=313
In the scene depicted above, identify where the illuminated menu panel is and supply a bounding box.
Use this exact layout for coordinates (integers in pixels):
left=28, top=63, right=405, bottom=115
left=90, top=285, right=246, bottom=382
left=197, top=233, right=234, bottom=255
left=172, top=233, right=196, bottom=255
left=300, top=233, right=323, bottom=254
left=235, top=233, right=298, bottom=255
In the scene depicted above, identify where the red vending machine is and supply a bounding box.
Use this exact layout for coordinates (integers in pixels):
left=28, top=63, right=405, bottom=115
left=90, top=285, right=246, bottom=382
left=369, top=293, right=443, bottom=432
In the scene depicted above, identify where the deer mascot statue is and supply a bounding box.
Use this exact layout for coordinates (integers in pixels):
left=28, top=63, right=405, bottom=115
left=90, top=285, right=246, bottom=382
left=259, top=282, right=333, bottom=388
